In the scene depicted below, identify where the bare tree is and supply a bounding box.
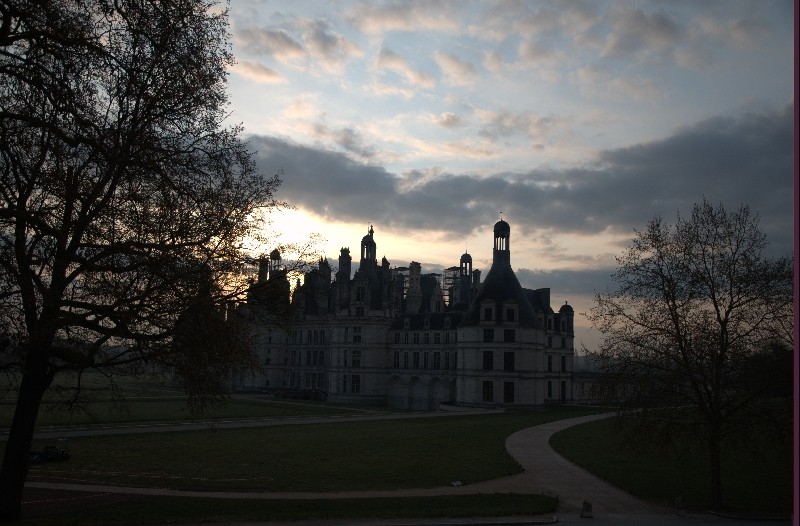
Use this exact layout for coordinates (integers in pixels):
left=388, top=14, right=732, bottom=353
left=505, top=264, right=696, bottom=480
left=587, top=199, right=793, bottom=511
left=0, top=0, right=281, bottom=519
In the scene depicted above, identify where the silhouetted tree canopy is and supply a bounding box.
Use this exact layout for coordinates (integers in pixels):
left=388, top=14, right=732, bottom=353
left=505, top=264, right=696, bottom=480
left=0, top=0, right=278, bottom=519
left=587, top=199, right=793, bottom=512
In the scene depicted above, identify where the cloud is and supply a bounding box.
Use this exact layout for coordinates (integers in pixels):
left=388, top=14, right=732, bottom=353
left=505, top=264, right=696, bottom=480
left=251, top=104, right=793, bottom=257
left=431, top=112, right=466, bottom=129
left=375, top=47, right=436, bottom=90
left=434, top=51, right=479, bottom=86
left=573, top=65, right=664, bottom=102
left=476, top=109, right=571, bottom=144
left=230, top=60, right=285, bottom=84
left=517, top=39, right=563, bottom=68
left=602, top=5, right=681, bottom=61
left=235, top=28, right=305, bottom=62
left=348, top=0, right=461, bottom=34
left=311, top=122, right=376, bottom=159
left=234, top=19, right=361, bottom=75
left=301, top=19, right=363, bottom=70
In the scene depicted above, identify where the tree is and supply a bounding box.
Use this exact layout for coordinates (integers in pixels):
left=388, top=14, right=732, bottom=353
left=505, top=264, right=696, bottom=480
left=587, top=199, right=793, bottom=511
left=0, top=1, right=279, bottom=519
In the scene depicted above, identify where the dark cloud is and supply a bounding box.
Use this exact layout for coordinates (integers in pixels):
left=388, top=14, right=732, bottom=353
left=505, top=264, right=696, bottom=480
left=310, top=123, right=375, bottom=159
left=250, top=104, right=793, bottom=256
left=515, top=267, right=617, bottom=299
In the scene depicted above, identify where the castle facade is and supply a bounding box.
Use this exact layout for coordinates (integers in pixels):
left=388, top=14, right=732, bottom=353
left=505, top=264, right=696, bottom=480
left=236, top=220, right=575, bottom=409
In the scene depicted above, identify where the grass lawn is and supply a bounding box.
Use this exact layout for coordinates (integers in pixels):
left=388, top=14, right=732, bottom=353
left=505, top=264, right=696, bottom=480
left=1, top=397, right=366, bottom=428
left=550, top=416, right=793, bottom=514
left=20, top=407, right=601, bottom=492
left=19, top=492, right=558, bottom=525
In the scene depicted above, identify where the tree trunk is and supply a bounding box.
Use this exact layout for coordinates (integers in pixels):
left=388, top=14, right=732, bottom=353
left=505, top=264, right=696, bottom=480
left=708, top=426, right=724, bottom=511
left=0, top=371, right=51, bottom=522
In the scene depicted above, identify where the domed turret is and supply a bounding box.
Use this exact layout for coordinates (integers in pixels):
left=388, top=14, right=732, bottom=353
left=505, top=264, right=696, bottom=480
left=360, top=225, right=376, bottom=263
left=492, top=218, right=510, bottom=265
left=493, top=219, right=510, bottom=236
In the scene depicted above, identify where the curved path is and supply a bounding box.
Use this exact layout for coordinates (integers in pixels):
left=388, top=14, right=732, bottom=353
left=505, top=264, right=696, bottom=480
left=27, top=413, right=664, bottom=515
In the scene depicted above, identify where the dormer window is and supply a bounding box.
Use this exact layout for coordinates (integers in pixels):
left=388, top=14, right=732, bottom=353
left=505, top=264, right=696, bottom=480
left=506, top=308, right=516, bottom=322
left=484, top=307, right=493, bottom=321
left=423, top=317, right=430, bottom=330
left=444, top=317, right=451, bottom=329
left=403, top=318, right=410, bottom=330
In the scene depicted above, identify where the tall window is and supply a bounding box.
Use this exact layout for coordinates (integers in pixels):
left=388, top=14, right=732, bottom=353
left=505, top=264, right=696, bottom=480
left=424, top=332, right=430, bottom=344
left=423, top=352, right=429, bottom=369
left=483, top=329, right=494, bottom=342
left=504, top=382, right=515, bottom=403
left=506, top=309, right=515, bottom=322
left=351, top=375, right=361, bottom=393
left=413, top=352, right=420, bottom=368
left=504, top=352, right=515, bottom=371
left=503, top=329, right=515, bottom=342
left=547, top=355, right=553, bottom=372
left=403, top=352, right=409, bottom=369
left=394, top=332, right=400, bottom=344
left=353, top=326, right=361, bottom=343
left=561, top=337, right=566, bottom=349
left=351, top=350, right=361, bottom=368
left=393, top=351, right=400, bottom=368
left=547, top=380, right=552, bottom=398
left=433, top=352, right=441, bottom=369
left=404, top=333, right=409, bottom=344
left=413, top=333, right=419, bottom=344
left=484, top=307, right=493, bottom=321
left=434, top=332, right=441, bottom=344
left=482, top=381, right=493, bottom=402
left=561, top=355, right=567, bottom=372
left=483, top=351, right=493, bottom=370
left=356, top=287, right=365, bottom=301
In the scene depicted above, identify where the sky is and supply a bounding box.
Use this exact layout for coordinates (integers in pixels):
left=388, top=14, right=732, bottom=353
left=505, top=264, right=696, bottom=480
left=224, top=0, right=795, bottom=351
